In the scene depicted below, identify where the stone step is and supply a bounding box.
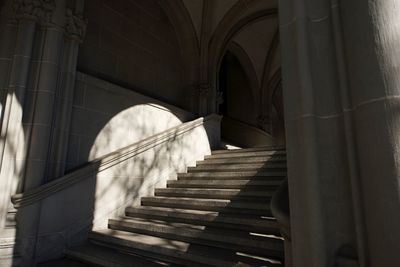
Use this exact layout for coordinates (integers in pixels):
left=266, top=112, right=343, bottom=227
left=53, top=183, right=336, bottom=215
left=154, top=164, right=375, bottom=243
left=65, top=242, right=170, bottom=267
left=141, top=196, right=272, bottom=216
left=89, top=229, right=282, bottom=267
left=211, top=146, right=286, bottom=155
left=39, top=258, right=94, bottom=267
left=125, top=206, right=280, bottom=234
left=177, top=172, right=286, bottom=180
left=205, top=150, right=286, bottom=160
left=108, top=218, right=284, bottom=258
left=198, top=156, right=286, bottom=165
left=188, top=163, right=286, bottom=172
left=167, top=179, right=282, bottom=189
left=154, top=188, right=274, bottom=200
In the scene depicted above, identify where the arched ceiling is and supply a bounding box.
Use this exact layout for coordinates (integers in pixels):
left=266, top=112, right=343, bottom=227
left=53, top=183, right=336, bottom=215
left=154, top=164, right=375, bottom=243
left=233, top=18, right=278, bottom=84
left=209, top=0, right=238, bottom=35
left=181, top=0, right=278, bottom=43
left=181, top=0, right=279, bottom=85
left=181, top=0, right=204, bottom=40
left=175, top=0, right=280, bottom=115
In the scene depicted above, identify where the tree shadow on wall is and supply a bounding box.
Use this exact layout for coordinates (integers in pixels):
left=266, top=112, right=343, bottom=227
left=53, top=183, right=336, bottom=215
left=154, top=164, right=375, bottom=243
left=12, top=99, right=197, bottom=266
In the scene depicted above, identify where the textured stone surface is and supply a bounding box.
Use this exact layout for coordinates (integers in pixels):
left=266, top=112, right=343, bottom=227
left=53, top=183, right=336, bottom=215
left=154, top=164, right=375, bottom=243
left=78, top=0, right=185, bottom=109
left=64, top=147, right=285, bottom=266
left=66, top=73, right=193, bottom=170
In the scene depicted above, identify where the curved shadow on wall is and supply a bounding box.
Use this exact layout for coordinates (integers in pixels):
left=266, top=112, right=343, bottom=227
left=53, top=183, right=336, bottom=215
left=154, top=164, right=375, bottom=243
left=11, top=69, right=204, bottom=265
left=28, top=81, right=220, bottom=265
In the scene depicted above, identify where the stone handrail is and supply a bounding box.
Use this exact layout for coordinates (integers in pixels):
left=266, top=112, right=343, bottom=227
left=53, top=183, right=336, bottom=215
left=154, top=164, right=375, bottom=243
left=221, top=116, right=277, bottom=147
left=223, top=116, right=273, bottom=137
left=11, top=114, right=220, bottom=208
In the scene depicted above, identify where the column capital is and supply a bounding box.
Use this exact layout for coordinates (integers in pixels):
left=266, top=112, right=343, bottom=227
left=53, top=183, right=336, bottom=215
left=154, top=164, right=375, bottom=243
left=196, top=83, right=211, bottom=96
left=65, top=8, right=87, bottom=42
left=12, top=0, right=55, bottom=24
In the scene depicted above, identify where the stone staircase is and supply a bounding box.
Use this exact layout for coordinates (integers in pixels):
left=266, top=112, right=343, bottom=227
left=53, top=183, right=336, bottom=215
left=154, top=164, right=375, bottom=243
left=60, top=147, right=287, bottom=266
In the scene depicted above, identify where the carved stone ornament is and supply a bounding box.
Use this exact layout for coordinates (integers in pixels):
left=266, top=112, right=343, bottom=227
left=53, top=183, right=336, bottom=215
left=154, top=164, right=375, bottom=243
left=197, top=83, right=210, bottom=96
left=12, top=0, right=55, bottom=23
left=65, top=8, right=87, bottom=42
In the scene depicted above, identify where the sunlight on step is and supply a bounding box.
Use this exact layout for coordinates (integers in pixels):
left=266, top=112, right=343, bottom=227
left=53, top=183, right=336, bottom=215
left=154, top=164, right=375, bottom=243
left=250, top=232, right=284, bottom=240
left=236, top=251, right=282, bottom=265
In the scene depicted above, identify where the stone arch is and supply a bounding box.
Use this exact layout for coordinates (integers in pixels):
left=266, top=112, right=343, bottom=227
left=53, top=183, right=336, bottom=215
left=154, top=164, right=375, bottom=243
left=218, top=50, right=259, bottom=128
left=260, top=28, right=280, bottom=113
left=227, top=41, right=260, bottom=108
left=267, top=68, right=284, bottom=139
left=208, top=8, right=278, bottom=113
left=267, top=68, right=282, bottom=117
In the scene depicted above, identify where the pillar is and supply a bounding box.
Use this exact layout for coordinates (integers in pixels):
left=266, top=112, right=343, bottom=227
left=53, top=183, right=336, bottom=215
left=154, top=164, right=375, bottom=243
left=340, top=1, right=400, bottom=266
left=0, top=1, right=87, bottom=264
left=46, top=2, right=86, bottom=180
left=279, top=0, right=361, bottom=266
left=0, top=0, right=42, bottom=229
left=279, top=0, right=400, bottom=266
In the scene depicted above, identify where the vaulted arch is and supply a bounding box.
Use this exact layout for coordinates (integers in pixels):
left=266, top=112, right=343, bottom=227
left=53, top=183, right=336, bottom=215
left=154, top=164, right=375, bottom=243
left=260, top=28, right=280, bottom=113
left=227, top=41, right=260, bottom=107
left=207, top=8, right=278, bottom=112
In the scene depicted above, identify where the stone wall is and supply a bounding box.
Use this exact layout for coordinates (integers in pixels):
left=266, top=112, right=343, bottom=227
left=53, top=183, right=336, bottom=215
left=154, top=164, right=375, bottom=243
left=66, top=72, right=193, bottom=171
left=15, top=114, right=221, bottom=264
left=78, top=0, right=187, bottom=109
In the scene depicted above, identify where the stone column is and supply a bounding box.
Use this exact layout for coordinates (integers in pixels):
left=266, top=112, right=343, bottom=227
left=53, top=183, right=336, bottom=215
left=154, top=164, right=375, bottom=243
left=279, top=0, right=361, bottom=266
left=0, top=2, right=18, bottom=229
left=46, top=3, right=86, bottom=180
left=18, top=0, right=62, bottom=191
left=340, top=1, right=400, bottom=266
left=0, top=0, right=43, bottom=229
left=197, top=83, right=211, bottom=116
left=280, top=0, right=400, bottom=266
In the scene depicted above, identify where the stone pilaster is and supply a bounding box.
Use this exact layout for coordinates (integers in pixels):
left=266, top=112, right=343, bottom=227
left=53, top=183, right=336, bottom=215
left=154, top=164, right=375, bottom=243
left=19, top=0, right=61, bottom=191
left=0, top=0, right=45, bottom=229
left=46, top=5, right=86, bottom=180
left=0, top=1, right=88, bottom=264
left=196, top=82, right=211, bottom=116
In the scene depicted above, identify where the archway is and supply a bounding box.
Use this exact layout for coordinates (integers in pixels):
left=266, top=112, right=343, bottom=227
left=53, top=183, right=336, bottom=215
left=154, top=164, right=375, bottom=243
left=212, top=10, right=284, bottom=147
left=218, top=51, right=258, bottom=126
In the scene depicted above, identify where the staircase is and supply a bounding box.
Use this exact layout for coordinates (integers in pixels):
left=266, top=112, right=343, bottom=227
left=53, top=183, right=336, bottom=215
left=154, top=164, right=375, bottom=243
left=61, top=147, right=287, bottom=266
